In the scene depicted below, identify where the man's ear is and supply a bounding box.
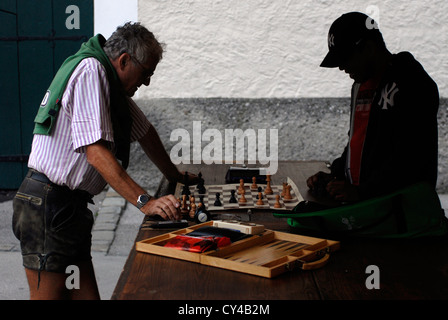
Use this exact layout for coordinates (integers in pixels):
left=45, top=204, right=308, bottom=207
left=117, top=53, right=131, bottom=70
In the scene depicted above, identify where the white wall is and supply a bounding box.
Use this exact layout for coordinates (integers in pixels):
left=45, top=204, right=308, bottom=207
left=94, top=0, right=138, bottom=39
left=134, top=0, right=447, bottom=98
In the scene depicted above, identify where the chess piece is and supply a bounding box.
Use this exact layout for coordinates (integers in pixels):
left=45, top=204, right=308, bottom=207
left=237, top=179, right=245, bottom=195
left=256, top=187, right=263, bottom=199
left=251, top=176, right=257, bottom=190
left=197, top=184, right=206, bottom=194
left=229, top=190, right=238, bottom=203
left=239, top=189, right=247, bottom=203
left=196, top=172, right=206, bottom=194
left=281, top=182, right=287, bottom=197
left=283, top=185, right=292, bottom=200
left=181, top=194, right=189, bottom=215
left=199, top=195, right=205, bottom=207
left=256, top=192, right=264, bottom=205
left=181, top=172, right=191, bottom=196
left=214, top=192, right=222, bottom=206
left=264, top=175, right=273, bottom=195
left=274, top=194, right=282, bottom=208
left=189, top=196, right=197, bottom=219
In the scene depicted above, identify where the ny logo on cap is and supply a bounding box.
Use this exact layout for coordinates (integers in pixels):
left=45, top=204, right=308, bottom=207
left=328, top=33, right=335, bottom=48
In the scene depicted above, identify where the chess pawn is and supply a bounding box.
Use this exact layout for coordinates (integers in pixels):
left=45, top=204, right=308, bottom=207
left=229, top=189, right=238, bottom=203
left=274, top=194, right=282, bottom=208
left=264, top=180, right=273, bottom=195
left=251, top=176, right=257, bottom=190
left=237, top=179, right=245, bottom=195
left=214, top=192, right=222, bottom=206
left=239, top=189, right=247, bottom=204
left=281, top=182, right=287, bottom=197
left=256, top=192, right=264, bottom=205
left=189, top=196, right=197, bottom=219
left=283, top=185, right=292, bottom=200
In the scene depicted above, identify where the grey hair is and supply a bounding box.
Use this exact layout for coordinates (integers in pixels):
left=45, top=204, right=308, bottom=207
left=104, top=22, right=164, bottom=64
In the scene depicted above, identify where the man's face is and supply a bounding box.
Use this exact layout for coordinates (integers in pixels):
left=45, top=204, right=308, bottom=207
left=115, top=53, right=158, bottom=97
left=337, top=41, right=372, bottom=83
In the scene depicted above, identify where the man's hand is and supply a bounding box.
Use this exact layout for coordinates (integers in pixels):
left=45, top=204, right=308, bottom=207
left=326, top=180, right=360, bottom=202
left=140, top=194, right=181, bottom=220
left=306, top=171, right=333, bottom=190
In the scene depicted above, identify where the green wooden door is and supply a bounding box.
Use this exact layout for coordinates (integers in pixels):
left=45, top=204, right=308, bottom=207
left=0, top=0, right=93, bottom=188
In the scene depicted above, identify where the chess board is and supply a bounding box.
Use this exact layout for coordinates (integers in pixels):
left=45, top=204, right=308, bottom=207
left=174, top=177, right=304, bottom=211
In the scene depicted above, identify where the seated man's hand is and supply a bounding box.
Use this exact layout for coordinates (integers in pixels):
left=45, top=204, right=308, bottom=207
left=307, top=171, right=333, bottom=191
left=326, top=180, right=360, bottom=202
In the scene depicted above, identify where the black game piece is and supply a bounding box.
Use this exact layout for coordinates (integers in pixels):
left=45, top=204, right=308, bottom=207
left=181, top=171, right=191, bottom=196
left=196, top=171, right=206, bottom=194
left=214, top=192, right=222, bottom=206
left=256, top=187, right=263, bottom=199
left=199, top=195, right=205, bottom=207
left=181, top=184, right=191, bottom=196
left=229, top=190, right=238, bottom=203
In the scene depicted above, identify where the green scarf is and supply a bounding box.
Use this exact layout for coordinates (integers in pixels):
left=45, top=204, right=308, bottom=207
left=33, top=34, right=132, bottom=168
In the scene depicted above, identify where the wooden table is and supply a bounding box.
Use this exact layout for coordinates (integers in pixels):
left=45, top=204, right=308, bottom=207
left=112, top=161, right=448, bottom=301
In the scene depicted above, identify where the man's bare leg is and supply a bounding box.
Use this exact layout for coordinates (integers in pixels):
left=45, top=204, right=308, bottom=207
left=25, top=260, right=100, bottom=300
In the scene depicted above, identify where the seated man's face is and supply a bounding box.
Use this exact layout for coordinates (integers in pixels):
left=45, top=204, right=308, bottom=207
left=338, top=40, right=374, bottom=83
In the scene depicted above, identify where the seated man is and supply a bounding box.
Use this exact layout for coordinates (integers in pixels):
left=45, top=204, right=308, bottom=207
left=307, top=12, right=440, bottom=202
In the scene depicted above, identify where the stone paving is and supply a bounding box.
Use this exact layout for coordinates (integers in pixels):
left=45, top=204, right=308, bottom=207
left=91, top=187, right=127, bottom=253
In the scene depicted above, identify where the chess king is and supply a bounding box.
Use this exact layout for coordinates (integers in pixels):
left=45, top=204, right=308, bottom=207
left=170, top=121, right=278, bottom=175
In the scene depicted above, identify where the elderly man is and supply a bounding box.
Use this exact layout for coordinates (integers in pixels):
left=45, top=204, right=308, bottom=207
left=307, top=12, right=439, bottom=203
left=13, top=22, right=193, bottom=299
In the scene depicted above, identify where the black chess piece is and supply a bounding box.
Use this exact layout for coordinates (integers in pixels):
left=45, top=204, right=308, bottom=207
left=229, top=190, right=237, bottom=203
left=214, top=192, right=222, bottom=206
left=199, top=195, right=205, bottom=207
left=196, top=172, right=206, bottom=194
left=181, top=184, right=191, bottom=196
left=197, top=182, right=206, bottom=194
left=256, top=187, right=263, bottom=199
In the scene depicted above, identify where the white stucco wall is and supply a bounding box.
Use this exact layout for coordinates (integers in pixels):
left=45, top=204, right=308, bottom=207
left=134, top=0, right=447, bottom=98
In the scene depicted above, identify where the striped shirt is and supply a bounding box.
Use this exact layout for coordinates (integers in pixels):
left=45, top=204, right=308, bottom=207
left=28, top=58, right=151, bottom=195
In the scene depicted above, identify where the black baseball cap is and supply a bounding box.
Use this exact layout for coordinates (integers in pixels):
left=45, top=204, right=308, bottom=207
left=320, top=12, right=381, bottom=68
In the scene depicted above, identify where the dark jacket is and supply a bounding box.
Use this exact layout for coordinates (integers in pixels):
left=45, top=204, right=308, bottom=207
left=331, top=52, right=439, bottom=199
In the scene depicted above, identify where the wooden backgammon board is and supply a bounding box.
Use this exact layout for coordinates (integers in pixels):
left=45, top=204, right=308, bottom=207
left=136, top=221, right=340, bottom=278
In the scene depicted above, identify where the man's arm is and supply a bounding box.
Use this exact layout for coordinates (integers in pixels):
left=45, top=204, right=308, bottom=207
left=86, top=140, right=181, bottom=220
left=138, top=125, right=198, bottom=184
